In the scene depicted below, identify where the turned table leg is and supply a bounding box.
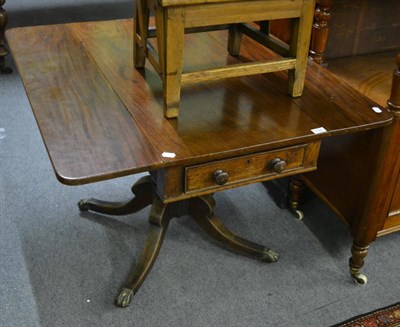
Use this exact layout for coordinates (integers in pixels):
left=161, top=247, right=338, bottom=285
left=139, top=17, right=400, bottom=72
left=309, top=0, right=333, bottom=65
left=349, top=54, right=400, bottom=286
left=79, top=175, right=278, bottom=307
left=0, top=0, right=12, bottom=74
left=349, top=243, right=369, bottom=285
left=288, top=175, right=305, bottom=220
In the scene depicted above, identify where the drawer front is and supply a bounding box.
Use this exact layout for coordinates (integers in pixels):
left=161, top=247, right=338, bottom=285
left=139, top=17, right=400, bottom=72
left=185, top=142, right=320, bottom=193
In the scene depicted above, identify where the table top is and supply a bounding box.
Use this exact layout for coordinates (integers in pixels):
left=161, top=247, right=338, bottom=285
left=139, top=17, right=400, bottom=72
left=6, top=19, right=392, bottom=185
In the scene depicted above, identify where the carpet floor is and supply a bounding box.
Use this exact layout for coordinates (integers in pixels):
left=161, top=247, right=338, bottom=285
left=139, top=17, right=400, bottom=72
left=333, top=302, right=400, bottom=327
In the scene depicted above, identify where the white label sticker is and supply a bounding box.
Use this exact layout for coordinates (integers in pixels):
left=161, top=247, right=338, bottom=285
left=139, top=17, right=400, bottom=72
left=161, top=152, right=176, bottom=158
left=372, top=106, right=382, bottom=113
left=311, top=127, right=327, bottom=134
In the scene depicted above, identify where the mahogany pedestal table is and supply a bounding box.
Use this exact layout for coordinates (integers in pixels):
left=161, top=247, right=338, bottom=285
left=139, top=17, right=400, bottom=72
left=6, top=19, right=392, bottom=307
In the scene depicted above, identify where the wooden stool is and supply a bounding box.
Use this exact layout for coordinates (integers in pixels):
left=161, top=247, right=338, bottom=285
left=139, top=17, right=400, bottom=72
left=134, top=0, right=316, bottom=118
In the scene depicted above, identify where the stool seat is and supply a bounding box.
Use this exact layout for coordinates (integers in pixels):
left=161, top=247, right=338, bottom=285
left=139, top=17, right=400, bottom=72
left=158, top=0, right=246, bottom=5
left=157, top=0, right=287, bottom=7
left=134, top=0, right=316, bottom=118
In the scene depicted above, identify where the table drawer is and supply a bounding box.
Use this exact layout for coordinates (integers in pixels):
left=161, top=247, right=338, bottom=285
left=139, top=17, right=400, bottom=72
left=185, top=142, right=320, bottom=193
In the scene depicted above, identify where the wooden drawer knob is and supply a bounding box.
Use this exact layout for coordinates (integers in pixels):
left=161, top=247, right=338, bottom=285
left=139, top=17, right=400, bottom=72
left=214, top=169, right=229, bottom=185
left=269, top=158, right=287, bottom=173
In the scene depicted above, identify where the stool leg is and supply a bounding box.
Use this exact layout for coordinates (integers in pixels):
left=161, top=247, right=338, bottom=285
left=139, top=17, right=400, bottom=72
left=288, top=0, right=315, bottom=97
left=227, top=24, right=243, bottom=56
left=134, top=0, right=150, bottom=68
left=155, top=9, right=165, bottom=76
left=156, top=7, right=185, bottom=118
left=259, top=21, right=270, bottom=34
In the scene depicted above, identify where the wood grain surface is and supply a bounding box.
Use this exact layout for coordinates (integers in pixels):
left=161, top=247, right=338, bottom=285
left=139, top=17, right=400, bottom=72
left=6, top=19, right=393, bottom=185
left=6, top=24, right=162, bottom=185
left=327, top=51, right=398, bottom=107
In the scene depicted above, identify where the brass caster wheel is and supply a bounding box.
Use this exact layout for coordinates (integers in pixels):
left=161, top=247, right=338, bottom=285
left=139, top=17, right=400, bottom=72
left=352, top=273, right=368, bottom=286
left=115, top=288, right=134, bottom=308
left=261, top=248, right=279, bottom=263
left=293, top=209, right=304, bottom=220
left=77, top=199, right=89, bottom=211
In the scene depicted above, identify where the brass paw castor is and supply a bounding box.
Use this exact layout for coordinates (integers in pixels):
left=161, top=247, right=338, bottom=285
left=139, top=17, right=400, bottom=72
left=261, top=248, right=279, bottom=263
left=115, top=288, right=134, bottom=308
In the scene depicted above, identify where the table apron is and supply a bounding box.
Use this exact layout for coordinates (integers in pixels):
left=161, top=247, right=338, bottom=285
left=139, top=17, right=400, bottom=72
left=151, top=140, right=321, bottom=203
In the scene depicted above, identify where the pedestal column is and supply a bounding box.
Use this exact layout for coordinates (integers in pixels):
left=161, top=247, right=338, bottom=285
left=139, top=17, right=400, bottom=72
left=309, top=0, right=333, bottom=64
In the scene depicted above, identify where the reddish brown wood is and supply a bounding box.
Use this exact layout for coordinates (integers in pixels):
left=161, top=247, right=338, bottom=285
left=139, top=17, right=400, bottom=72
left=272, top=1, right=400, bottom=61
left=289, top=175, right=306, bottom=211
left=70, top=20, right=390, bottom=163
left=349, top=244, right=369, bottom=282
left=388, top=54, right=400, bottom=111
left=388, top=54, right=400, bottom=228
left=269, top=0, right=333, bottom=64
left=5, top=19, right=396, bottom=297
left=379, top=54, right=400, bottom=233
left=349, top=111, right=400, bottom=275
left=79, top=176, right=278, bottom=307
left=350, top=55, right=400, bottom=242
left=309, top=0, right=333, bottom=64
left=185, top=144, right=314, bottom=193
left=270, top=19, right=292, bottom=44
left=78, top=176, right=154, bottom=215
left=326, top=52, right=396, bottom=108
left=6, top=24, right=162, bottom=185
left=322, top=0, right=400, bottom=59
left=301, top=53, right=400, bottom=281
left=7, top=19, right=392, bottom=186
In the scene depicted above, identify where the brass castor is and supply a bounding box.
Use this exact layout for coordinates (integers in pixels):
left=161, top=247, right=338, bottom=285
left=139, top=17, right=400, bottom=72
left=292, top=209, right=304, bottom=220
left=261, top=248, right=279, bottom=262
left=78, top=199, right=90, bottom=211
left=350, top=268, right=368, bottom=286
left=115, top=288, right=134, bottom=308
